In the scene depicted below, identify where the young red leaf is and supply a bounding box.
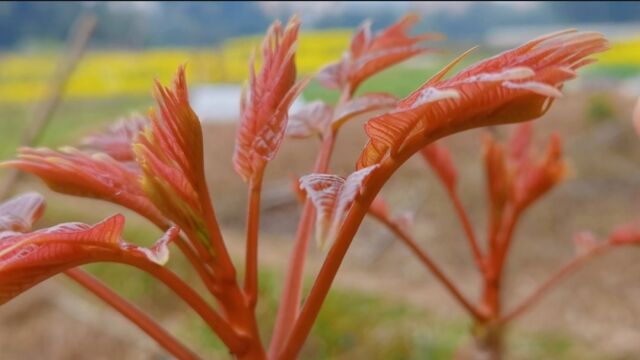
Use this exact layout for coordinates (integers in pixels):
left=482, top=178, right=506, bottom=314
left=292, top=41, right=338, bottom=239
left=134, top=66, right=212, bottom=243
left=0, top=193, right=45, bottom=233
left=512, top=134, right=564, bottom=209
left=0, top=214, right=178, bottom=305
left=299, top=165, right=378, bottom=247
left=317, top=14, right=439, bottom=93
left=609, top=221, right=640, bottom=246
left=332, top=93, right=397, bottom=131
left=358, top=30, right=608, bottom=169
left=420, top=141, right=457, bottom=192
left=286, top=100, right=333, bottom=139
left=3, top=147, right=165, bottom=227
left=81, top=115, right=148, bottom=163
left=233, top=17, right=308, bottom=182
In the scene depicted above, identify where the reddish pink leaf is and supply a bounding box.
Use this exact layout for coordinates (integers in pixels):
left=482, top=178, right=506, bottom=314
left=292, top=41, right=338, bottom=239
left=233, top=17, right=308, bottom=182
left=318, top=14, right=438, bottom=92
left=332, top=93, right=397, bottom=130
left=289, top=174, right=307, bottom=204
left=512, top=134, right=564, bottom=209
left=316, top=60, right=348, bottom=90
left=420, top=142, right=457, bottom=192
left=609, top=221, right=640, bottom=246
left=81, top=115, right=148, bottom=163
left=134, top=66, right=212, bottom=242
left=0, top=214, right=178, bottom=305
left=299, top=165, right=378, bottom=247
left=358, top=30, right=608, bottom=169
left=0, top=193, right=45, bottom=233
left=286, top=101, right=334, bottom=139
left=4, top=147, right=165, bottom=227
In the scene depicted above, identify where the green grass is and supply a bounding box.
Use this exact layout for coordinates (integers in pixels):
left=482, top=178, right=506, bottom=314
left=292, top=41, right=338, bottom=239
left=584, top=64, right=640, bottom=79
left=0, top=96, right=152, bottom=161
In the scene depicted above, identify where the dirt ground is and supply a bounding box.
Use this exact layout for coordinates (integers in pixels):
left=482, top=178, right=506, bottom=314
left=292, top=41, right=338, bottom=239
left=1, top=91, right=639, bottom=359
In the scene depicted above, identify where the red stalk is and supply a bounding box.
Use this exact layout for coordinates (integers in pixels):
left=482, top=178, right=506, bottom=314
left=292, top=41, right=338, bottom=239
left=65, top=268, right=200, bottom=360
left=278, top=154, right=400, bottom=359
left=375, top=214, right=485, bottom=320
left=500, top=243, right=614, bottom=324
left=447, top=188, right=485, bottom=271
left=244, top=170, right=264, bottom=309
left=121, top=258, right=246, bottom=354
left=269, top=87, right=347, bottom=356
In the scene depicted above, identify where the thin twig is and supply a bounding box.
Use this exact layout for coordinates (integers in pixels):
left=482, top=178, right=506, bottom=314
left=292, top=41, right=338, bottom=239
left=65, top=268, right=200, bottom=360
left=499, top=243, right=614, bottom=324
left=373, top=214, right=485, bottom=320
left=0, top=15, right=97, bottom=198
left=447, top=188, right=485, bottom=271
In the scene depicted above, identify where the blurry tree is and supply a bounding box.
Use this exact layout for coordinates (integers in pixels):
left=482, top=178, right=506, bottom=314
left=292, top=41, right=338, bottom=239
left=0, top=1, right=638, bottom=50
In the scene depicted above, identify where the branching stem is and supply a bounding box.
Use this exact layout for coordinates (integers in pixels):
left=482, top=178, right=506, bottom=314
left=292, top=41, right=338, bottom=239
left=65, top=268, right=200, bottom=360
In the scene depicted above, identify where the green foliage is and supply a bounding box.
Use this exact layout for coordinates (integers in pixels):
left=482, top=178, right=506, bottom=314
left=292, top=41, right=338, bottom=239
left=586, top=93, right=617, bottom=124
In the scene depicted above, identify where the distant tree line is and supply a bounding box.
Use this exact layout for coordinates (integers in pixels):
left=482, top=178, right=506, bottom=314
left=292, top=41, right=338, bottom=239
left=0, top=1, right=638, bottom=50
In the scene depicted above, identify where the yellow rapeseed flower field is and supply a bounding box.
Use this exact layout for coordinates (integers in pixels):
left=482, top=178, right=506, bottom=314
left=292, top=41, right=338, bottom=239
left=0, top=30, right=637, bottom=104
left=0, top=29, right=352, bottom=103
left=596, top=36, right=640, bottom=66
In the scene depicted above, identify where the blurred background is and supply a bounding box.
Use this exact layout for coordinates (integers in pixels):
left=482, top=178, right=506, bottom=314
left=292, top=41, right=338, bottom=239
left=1, top=1, right=640, bottom=359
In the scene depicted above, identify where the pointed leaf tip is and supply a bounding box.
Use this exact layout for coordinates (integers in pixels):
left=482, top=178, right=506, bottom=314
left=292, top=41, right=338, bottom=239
left=0, top=215, right=176, bottom=305
left=234, top=16, right=306, bottom=182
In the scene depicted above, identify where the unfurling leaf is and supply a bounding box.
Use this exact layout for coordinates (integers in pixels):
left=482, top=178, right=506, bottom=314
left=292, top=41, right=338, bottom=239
left=420, top=142, right=457, bottom=192
left=135, top=66, right=210, bottom=243
left=358, top=30, right=608, bottom=169
left=332, top=93, right=397, bottom=130
left=4, top=147, right=165, bottom=227
left=299, top=165, right=378, bottom=247
left=0, top=193, right=45, bottom=233
left=480, top=124, right=564, bottom=215
left=81, top=115, right=148, bottom=163
left=234, top=17, right=307, bottom=182
left=286, top=101, right=333, bottom=139
left=318, top=14, right=439, bottom=93
left=0, top=208, right=179, bottom=305
left=512, top=134, right=564, bottom=209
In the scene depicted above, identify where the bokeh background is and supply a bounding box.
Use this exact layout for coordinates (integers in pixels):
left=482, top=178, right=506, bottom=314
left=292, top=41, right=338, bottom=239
left=1, top=1, right=640, bottom=359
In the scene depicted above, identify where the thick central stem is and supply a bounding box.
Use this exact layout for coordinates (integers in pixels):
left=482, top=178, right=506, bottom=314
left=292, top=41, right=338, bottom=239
left=245, top=170, right=264, bottom=309
left=269, top=86, right=349, bottom=356
left=470, top=322, right=505, bottom=360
